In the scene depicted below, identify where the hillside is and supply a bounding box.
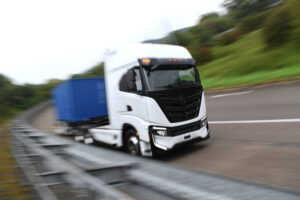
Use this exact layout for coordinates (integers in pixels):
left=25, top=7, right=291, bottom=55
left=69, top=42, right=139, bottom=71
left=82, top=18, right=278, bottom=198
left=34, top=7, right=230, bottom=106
left=141, top=0, right=300, bottom=90
left=198, top=30, right=300, bottom=89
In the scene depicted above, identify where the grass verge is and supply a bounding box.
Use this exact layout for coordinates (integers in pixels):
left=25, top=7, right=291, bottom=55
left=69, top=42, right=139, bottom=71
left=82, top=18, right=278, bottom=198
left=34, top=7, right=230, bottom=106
left=0, top=122, right=34, bottom=200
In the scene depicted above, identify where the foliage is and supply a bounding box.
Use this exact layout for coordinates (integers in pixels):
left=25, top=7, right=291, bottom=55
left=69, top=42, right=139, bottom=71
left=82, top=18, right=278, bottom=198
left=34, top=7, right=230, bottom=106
left=199, top=12, right=219, bottom=24
left=183, top=15, right=236, bottom=60
left=189, top=25, right=214, bottom=46
left=222, top=0, right=279, bottom=19
left=0, top=62, right=103, bottom=123
left=263, top=8, right=293, bottom=47
left=238, top=11, right=270, bottom=33
left=219, top=31, right=242, bottom=46
left=195, top=47, right=213, bottom=65
left=198, top=30, right=300, bottom=89
left=36, top=79, right=62, bottom=100
left=162, top=31, right=191, bottom=47
left=190, top=15, right=235, bottom=45
left=173, top=31, right=191, bottom=47
left=72, top=62, right=104, bottom=78
left=280, top=0, right=300, bottom=46
left=201, top=16, right=235, bottom=35
left=0, top=75, right=62, bottom=123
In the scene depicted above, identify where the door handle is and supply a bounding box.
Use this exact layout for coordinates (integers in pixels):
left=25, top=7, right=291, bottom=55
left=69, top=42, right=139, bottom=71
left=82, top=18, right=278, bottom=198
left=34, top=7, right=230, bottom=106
left=127, top=105, right=132, bottom=111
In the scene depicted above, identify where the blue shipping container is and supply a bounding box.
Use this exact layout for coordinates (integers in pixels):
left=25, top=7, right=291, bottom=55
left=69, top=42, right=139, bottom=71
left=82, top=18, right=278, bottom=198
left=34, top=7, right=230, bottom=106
left=52, top=78, right=108, bottom=123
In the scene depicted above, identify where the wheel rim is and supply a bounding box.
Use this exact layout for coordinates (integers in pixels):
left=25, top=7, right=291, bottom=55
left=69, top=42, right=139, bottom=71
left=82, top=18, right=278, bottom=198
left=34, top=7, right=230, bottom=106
left=127, top=136, right=139, bottom=155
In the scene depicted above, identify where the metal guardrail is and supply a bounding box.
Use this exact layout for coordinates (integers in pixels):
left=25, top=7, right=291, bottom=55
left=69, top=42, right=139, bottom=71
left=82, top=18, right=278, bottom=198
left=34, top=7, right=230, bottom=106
left=11, top=125, right=135, bottom=200
left=9, top=101, right=136, bottom=199
left=9, top=101, right=300, bottom=200
left=9, top=102, right=184, bottom=200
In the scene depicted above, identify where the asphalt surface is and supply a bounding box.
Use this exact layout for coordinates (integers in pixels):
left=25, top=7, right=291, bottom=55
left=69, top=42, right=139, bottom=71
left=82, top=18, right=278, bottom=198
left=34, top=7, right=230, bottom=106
left=158, top=80, right=300, bottom=191
left=30, top=80, right=300, bottom=192
left=206, top=80, right=300, bottom=121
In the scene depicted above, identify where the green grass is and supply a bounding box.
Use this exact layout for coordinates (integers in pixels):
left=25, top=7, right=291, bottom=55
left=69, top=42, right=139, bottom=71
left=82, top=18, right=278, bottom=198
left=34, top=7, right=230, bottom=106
left=198, top=30, right=300, bottom=90
left=0, top=123, right=34, bottom=200
left=0, top=110, right=21, bottom=125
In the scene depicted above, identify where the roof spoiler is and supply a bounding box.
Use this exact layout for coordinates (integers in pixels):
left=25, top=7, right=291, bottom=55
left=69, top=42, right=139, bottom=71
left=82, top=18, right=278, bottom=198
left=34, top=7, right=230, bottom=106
left=138, top=58, right=195, bottom=69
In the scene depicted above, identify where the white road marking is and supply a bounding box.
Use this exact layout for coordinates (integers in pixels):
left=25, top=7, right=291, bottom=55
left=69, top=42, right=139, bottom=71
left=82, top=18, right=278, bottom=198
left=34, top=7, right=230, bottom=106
left=210, top=91, right=253, bottom=99
left=210, top=118, right=300, bottom=124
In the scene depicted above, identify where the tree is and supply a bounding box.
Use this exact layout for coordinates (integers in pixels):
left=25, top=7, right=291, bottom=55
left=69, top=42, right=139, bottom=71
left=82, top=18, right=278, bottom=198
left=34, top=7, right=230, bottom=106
left=0, top=73, right=11, bottom=88
left=222, top=0, right=279, bottom=19
left=190, top=25, right=214, bottom=45
left=283, top=0, right=300, bottom=46
left=219, top=31, right=242, bottom=45
left=195, top=47, right=213, bottom=65
left=263, top=8, right=293, bottom=47
left=238, top=11, right=270, bottom=33
left=200, top=12, right=219, bottom=24
left=72, top=62, right=104, bottom=78
left=173, top=31, right=191, bottom=47
left=0, top=74, right=12, bottom=118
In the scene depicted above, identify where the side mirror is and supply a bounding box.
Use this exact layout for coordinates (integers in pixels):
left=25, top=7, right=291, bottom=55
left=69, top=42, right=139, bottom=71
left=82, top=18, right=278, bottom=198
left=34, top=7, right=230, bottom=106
left=126, top=69, right=136, bottom=91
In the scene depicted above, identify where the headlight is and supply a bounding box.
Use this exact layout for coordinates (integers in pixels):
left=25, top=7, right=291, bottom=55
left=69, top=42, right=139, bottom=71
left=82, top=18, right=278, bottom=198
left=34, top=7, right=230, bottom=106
left=150, top=126, right=168, bottom=136
left=201, top=117, right=208, bottom=128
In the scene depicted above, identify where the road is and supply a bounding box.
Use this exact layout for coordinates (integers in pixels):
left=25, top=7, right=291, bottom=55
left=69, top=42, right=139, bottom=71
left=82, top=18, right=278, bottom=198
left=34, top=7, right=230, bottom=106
left=30, top=80, right=300, bottom=191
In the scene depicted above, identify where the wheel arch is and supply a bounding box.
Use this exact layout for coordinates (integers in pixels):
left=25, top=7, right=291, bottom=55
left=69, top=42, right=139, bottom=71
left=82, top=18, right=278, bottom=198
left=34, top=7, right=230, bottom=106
left=122, top=123, right=137, bottom=146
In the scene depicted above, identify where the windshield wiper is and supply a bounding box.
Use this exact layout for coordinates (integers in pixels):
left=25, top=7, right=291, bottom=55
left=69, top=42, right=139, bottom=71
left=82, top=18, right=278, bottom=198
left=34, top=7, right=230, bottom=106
left=151, top=64, right=159, bottom=71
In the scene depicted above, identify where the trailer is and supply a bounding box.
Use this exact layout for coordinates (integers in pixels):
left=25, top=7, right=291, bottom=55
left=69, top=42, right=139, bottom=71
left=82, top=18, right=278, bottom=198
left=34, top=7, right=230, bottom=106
left=52, top=78, right=109, bottom=139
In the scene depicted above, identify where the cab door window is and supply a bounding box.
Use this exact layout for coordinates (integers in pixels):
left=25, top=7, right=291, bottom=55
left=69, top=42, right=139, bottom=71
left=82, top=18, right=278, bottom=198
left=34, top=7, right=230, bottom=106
left=119, top=67, right=143, bottom=92
left=134, top=68, right=142, bottom=91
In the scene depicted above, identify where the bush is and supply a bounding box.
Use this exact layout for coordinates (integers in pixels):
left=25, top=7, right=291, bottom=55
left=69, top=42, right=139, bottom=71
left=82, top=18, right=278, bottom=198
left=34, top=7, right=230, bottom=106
left=201, top=16, right=235, bottom=35
left=263, top=8, right=293, bottom=47
left=219, top=31, right=242, bottom=46
left=195, top=47, right=213, bottom=65
left=238, top=12, right=269, bottom=33
left=283, top=0, right=300, bottom=47
left=173, top=31, right=191, bottom=47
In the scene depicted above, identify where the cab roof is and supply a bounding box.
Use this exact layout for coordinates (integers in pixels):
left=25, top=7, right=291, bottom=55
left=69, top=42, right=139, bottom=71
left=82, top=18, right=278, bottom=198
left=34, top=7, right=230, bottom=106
left=105, top=44, right=192, bottom=72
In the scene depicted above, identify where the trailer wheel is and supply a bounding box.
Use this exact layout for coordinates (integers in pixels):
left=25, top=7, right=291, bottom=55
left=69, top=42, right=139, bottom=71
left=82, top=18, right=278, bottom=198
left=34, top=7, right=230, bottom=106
left=125, top=129, right=140, bottom=156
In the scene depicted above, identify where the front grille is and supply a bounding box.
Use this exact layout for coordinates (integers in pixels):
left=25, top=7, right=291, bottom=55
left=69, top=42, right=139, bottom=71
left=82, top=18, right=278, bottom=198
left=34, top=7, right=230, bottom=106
left=169, top=119, right=202, bottom=136
left=157, top=88, right=202, bottom=123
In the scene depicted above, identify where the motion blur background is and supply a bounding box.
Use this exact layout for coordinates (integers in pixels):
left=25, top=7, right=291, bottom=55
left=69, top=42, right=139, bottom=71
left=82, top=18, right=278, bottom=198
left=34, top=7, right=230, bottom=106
left=1, top=0, right=300, bottom=199
left=0, top=0, right=299, bottom=123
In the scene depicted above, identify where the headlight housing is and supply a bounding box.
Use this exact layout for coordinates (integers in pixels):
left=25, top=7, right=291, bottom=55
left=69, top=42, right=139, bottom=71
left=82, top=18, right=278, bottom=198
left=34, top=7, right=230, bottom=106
left=150, top=118, right=208, bottom=137
left=149, top=126, right=169, bottom=136
left=200, top=117, right=208, bottom=128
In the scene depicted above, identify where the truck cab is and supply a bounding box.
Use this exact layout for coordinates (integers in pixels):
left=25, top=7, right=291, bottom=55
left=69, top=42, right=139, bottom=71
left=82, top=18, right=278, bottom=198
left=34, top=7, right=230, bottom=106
left=90, top=44, right=209, bottom=157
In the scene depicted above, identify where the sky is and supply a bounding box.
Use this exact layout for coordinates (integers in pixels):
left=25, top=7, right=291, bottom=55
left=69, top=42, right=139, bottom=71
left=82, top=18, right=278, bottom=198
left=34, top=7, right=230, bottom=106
left=0, top=0, right=224, bottom=84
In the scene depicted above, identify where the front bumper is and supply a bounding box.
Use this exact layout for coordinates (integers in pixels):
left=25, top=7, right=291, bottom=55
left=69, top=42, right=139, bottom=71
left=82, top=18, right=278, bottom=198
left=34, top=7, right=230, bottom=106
left=152, top=123, right=210, bottom=151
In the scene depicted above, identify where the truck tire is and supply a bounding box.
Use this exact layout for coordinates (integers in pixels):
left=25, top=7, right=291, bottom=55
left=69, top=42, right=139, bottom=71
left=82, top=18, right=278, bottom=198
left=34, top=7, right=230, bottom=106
left=125, top=129, right=140, bottom=156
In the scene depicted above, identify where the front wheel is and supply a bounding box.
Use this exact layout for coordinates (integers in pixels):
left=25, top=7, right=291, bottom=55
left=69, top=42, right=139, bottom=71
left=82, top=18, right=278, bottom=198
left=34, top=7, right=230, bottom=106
left=125, top=129, right=140, bottom=156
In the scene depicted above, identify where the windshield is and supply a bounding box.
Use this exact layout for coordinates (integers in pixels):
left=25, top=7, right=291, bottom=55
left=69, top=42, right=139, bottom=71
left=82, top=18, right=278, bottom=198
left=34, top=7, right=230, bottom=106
left=143, top=66, right=200, bottom=90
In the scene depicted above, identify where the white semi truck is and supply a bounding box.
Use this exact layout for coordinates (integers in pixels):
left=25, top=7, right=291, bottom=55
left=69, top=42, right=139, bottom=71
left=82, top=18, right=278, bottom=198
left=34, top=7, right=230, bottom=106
left=53, top=44, right=210, bottom=157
